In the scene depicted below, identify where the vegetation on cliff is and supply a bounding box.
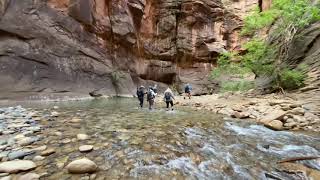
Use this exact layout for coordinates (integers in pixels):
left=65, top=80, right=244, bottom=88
left=212, top=0, right=320, bottom=92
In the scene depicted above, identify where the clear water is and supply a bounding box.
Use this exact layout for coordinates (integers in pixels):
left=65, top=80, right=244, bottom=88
left=6, top=98, right=320, bottom=179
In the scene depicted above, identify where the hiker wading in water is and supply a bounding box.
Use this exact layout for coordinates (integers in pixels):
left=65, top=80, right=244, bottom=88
left=164, top=88, right=175, bottom=111
left=147, top=86, right=156, bottom=110
left=184, top=83, right=192, bottom=99
left=136, top=86, right=145, bottom=108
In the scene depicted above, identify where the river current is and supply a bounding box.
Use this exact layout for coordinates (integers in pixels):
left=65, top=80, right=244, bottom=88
left=2, top=98, right=320, bottom=179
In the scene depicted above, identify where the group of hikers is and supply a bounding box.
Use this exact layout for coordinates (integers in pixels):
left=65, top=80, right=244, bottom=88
left=136, top=83, right=192, bottom=110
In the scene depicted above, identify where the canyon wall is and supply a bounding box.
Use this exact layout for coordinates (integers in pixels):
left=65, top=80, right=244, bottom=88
left=0, top=0, right=257, bottom=99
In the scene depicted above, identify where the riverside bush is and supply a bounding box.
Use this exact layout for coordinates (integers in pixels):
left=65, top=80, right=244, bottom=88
left=279, top=69, right=305, bottom=90
left=220, top=80, right=255, bottom=92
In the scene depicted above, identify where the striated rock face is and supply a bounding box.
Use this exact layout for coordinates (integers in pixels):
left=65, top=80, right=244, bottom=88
left=0, top=0, right=257, bottom=99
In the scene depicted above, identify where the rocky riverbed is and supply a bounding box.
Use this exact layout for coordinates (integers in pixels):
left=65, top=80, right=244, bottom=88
left=0, top=98, right=319, bottom=179
left=169, top=93, right=320, bottom=132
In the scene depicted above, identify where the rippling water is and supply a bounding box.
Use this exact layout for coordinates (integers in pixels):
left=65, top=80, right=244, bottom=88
left=8, top=98, right=320, bottom=179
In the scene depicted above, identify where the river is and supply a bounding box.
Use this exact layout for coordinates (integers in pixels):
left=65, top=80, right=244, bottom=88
left=1, top=98, right=320, bottom=179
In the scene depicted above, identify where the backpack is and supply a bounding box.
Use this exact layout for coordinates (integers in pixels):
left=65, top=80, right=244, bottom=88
left=164, top=92, right=171, bottom=101
left=137, top=89, right=144, bottom=98
left=185, top=84, right=192, bottom=92
left=147, top=90, right=155, bottom=100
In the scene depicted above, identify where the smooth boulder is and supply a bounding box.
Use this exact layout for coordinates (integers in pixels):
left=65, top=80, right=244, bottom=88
left=0, top=160, right=36, bottom=173
left=18, top=173, right=40, bottom=180
left=264, top=120, right=284, bottom=131
left=79, top=145, right=93, bottom=152
left=66, top=158, right=97, bottom=174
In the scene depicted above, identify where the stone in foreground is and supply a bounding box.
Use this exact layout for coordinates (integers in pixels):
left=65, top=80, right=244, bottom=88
left=0, top=160, right=36, bottom=173
left=264, top=120, right=284, bottom=131
left=79, top=145, right=93, bottom=152
left=77, top=134, right=89, bottom=140
left=18, top=173, right=40, bottom=180
left=259, top=110, right=287, bottom=124
left=66, top=158, right=97, bottom=174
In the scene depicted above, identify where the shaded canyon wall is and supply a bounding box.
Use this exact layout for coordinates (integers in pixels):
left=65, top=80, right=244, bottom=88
left=0, top=0, right=258, bottom=99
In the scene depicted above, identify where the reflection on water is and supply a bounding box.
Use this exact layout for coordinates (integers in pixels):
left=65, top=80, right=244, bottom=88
left=10, top=98, right=320, bottom=179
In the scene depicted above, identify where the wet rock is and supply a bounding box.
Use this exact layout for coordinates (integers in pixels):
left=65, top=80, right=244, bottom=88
left=289, top=107, right=305, bottom=115
left=54, top=132, right=63, bottom=136
left=194, top=102, right=202, bottom=107
left=18, top=173, right=40, bottom=180
left=51, top=111, right=59, bottom=117
left=218, top=108, right=235, bottom=117
left=232, top=111, right=250, bottom=119
left=53, top=106, right=59, bottom=109
left=41, top=149, right=55, bottom=156
left=8, top=150, right=34, bottom=160
left=77, top=134, right=89, bottom=140
left=61, top=139, right=71, bottom=144
left=264, top=120, right=283, bottom=131
left=284, top=122, right=297, bottom=128
left=33, top=145, right=47, bottom=151
left=0, top=173, right=9, bottom=177
left=66, top=158, right=97, bottom=174
left=304, top=112, right=319, bottom=121
left=14, top=134, right=25, bottom=140
left=0, top=160, right=36, bottom=173
left=90, top=174, right=97, bottom=180
left=33, top=156, right=45, bottom=161
left=259, top=110, right=287, bottom=124
left=292, top=115, right=307, bottom=123
left=279, top=162, right=320, bottom=180
left=0, top=176, right=11, bottom=180
left=17, top=137, right=38, bottom=146
left=79, top=145, right=93, bottom=152
left=70, top=118, right=82, bottom=123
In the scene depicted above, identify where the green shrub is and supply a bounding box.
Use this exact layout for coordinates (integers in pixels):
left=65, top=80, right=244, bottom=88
left=220, top=80, right=255, bottom=92
left=241, top=7, right=279, bottom=36
left=279, top=69, right=306, bottom=90
left=211, top=52, right=251, bottom=79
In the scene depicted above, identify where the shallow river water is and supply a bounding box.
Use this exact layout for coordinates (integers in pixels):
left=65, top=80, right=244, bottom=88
left=3, top=98, right=320, bottom=179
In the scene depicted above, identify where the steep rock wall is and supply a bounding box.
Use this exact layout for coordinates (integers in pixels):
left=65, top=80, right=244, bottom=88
left=0, top=0, right=257, bottom=99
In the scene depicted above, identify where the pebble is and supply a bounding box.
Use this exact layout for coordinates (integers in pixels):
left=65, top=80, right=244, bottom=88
left=18, top=173, right=40, bottom=180
left=0, top=176, right=11, bottom=180
left=51, top=111, right=59, bottom=117
left=8, top=149, right=34, bottom=160
left=79, top=145, right=93, bottom=152
left=0, top=160, right=36, bottom=173
left=66, top=158, right=97, bottom=174
left=33, top=145, right=47, bottom=151
left=54, top=132, right=63, bottom=136
left=33, top=155, right=45, bottom=161
left=0, top=173, right=9, bottom=177
left=77, top=134, right=89, bottom=140
left=41, top=149, right=55, bottom=156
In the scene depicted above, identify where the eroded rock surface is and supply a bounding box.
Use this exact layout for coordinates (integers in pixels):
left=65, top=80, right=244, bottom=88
left=0, top=0, right=257, bottom=99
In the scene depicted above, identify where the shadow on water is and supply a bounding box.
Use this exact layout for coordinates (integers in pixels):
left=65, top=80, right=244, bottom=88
left=3, top=98, right=320, bottom=179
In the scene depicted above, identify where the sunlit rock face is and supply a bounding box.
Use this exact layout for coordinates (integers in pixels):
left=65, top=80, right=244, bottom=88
left=0, top=0, right=256, bottom=98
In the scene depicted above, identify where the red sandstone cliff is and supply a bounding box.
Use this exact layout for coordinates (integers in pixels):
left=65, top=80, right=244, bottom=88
left=0, top=0, right=258, bottom=99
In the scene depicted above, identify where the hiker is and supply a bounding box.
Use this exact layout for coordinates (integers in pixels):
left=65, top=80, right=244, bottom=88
left=136, top=86, right=145, bottom=108
left=184, top=83, right=192, bottom=99
left=164, top=88, right=175, bottom=111
left=147, top=86, right=156, bottom=110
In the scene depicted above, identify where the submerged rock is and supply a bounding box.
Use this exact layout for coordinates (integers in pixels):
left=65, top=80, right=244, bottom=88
left=66, top=158, right=97, bottom=174
left=0, top=160, right=36, bottom=173
left=77, top=134, right=89, bottom=140
left=8, top=150, right=34, bottom=160
left=79, top=145, right=93, bottom=152
left=41, top=149, right=55, bottom=156
left=18, top=173, right=40, bottom=180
